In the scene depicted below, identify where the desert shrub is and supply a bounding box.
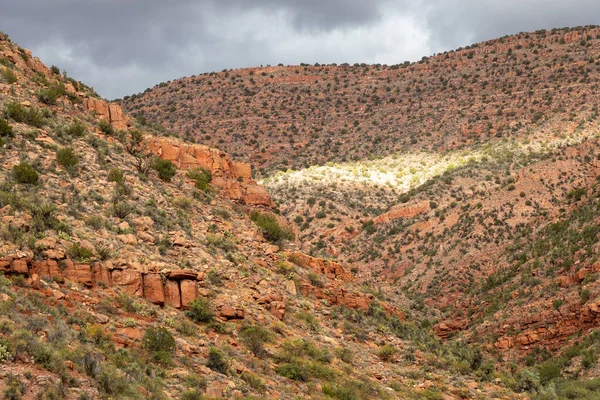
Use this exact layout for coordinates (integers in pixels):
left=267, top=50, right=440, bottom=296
left=515, top=368, right=540, bottom=393
left=0, top=67, right=17, bottom=84
left=50, top=65, right=60, bottom=75
left=29, top=203, right=61, bottom=233
left=0, top=118, right=12, bottom=140
left=63, top=120, right=87, bottom=138
left=68, top=244, right=93, bottom=262
left=295, top=311, right=320, bottom=332
left=3, top=374, right=26, bottom=400
left=108, top=168, right=125, bottom=185
left=251, top=211, right=294, bottom=244
left=172, top=196, right=192, bottom=209
left=98, top=120, right=113, bottom=135
left=0, top=340, right=10, bottom=362
left=142, top=326, right=175, bottom=365
left=335, top=347, right=353, bottom=363
left=56, top=147, right=78, bottom=169
left=322, top=379, right=378, bottom=400
left=567, top=187, right=587, bottom=202
left=186, top=167, right=212, bottom=192
left=172, top=317, right=197, bottom=336
left=275, top=362, right=308, bottom=381
left=85, top=324, right=112, bottom=349
left=537, top=359, right=561, bottom=385
left=5, top=102, right=44, bottom=128
left=308, top=272, right=323, bottom=287
left=116, top=292, right=136, bottom=313
left=206, top=233, right=236, bottom=252
left=96, top=362, right=130, bottom=396
left=206, top=347, right=228, bottom=374
left=185, top=298, right=213, bottom=323
left=86, top=215, right=104, bottom=230
left=37, top=83, right=66, bottom=105
left=112, top=201, right=133, bottom=219
left=241, top=371, right=266, bottom=392
left=151, top=158, right=177, bottom=182
left=12, top=162, right=39, bottom=185
left=239, top=324, right=273, bottom=357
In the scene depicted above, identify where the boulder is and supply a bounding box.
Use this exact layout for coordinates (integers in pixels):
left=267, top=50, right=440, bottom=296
left=111, top=269, right=142, bottom=296
left=11, top=259, right=29, bottom=275
left=180, top=280, right=198, bottom=307
left=143, top=273, right=165, bottom=305
left=164, top=279, right=181, bottom=308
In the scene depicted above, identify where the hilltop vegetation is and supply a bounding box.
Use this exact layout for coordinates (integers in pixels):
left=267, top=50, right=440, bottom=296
left=123, top=26, right=600, bottom=177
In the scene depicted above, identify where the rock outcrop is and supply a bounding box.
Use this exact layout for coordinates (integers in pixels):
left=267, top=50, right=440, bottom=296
left=285, top=251, right=354, bottom=282
left=373, top=201, right=431, bottom=225
left=1, top=255, right=210, bottom=314
left=83, top=98, right=131, bottom=130
left=145, top=136, right=274, bottom=207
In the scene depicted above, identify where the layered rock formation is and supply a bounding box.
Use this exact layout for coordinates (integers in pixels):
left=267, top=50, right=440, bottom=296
left=145, top=136, right=274, bottom=207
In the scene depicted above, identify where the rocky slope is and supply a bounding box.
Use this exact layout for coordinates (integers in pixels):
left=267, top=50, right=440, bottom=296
left=120, top=25, right=600, bottom=399
left=0, top=31, right=538, bottom=399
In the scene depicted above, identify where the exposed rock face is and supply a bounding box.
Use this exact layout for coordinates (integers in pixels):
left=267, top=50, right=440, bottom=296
left=373, top=201, right=431, bottom=224
left=143, top=273, right=165, bottom=305
left=180, top=280, right=198, bottom=307
left=83, top=98, right=131, bottom=130
left=2, top=255, right=213, bottom=312
left=145, top=136, right=274, bottom=207
left=286, top=251, right=354, bottom=282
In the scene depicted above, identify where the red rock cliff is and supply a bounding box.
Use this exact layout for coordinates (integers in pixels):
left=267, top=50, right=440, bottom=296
left=144, top=136, right=274, bottom=207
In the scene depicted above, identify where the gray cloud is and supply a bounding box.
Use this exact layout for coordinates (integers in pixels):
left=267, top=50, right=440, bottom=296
left=0, top=1, right=598, bottom=99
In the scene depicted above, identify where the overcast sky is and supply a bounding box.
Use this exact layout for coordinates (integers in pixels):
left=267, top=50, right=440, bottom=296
left=1, top=1, right=599, bottom=99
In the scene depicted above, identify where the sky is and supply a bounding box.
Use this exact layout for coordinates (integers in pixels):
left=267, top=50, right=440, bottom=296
left=1, top=1, right=599, bottom=100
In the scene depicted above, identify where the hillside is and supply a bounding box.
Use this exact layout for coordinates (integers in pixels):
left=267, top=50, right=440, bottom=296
left=119, top=26, right=600, bottom=399
left=0, top=31, right=546, bottom=399
left=122, top=26, right=600, bottom=177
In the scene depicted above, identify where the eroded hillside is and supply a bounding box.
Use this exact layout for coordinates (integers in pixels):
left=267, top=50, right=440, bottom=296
left=0, top=31, right=542, bottom=399
left=120, top=25, right=600, bottom=399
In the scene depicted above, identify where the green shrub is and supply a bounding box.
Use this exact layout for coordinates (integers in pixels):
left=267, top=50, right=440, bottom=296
left=241, top=371, right=266, bottom=392
left=152, top=158, right=177, bottom=182
left=68, top=244, right=93, bottom=262
left=275, top=362, right=308, bottom=381
left=239, top=324, right=273, bottom=357
left=0, top=118, right=12, bottom=139
left=63, top=121, right=87, bottom=138
left=56, top=147, right=78, bottom=169
left=37, top=83, right=66, bottom=105
left=250, top=211, right=294, bottom=244
left=86, top=215, right=104, bottom=230
left=5, top=102, right=44, bottom=127
left=50, top=65, right=60, bottom=75
left=206, top=347, right=228, bottom=374
left=377, top=344, right=398, bottom=361
left=3, top=374, right=26, bottom=400
left=13, top=163, right=39, bottom=185
left=186, top=298, right=214, bottom=323
left=187, top=168, right=212, bottom=192
left=537, top=360, right=561, bottom=385
left=98, top=120, right=113, bottom=135
left=0, top=67, right=17, bottom=84
left=112, top=201, right=133, bottom=219
left=108, top=168, right=125, bottom=185
left=142, top=326, right=175, bottom=365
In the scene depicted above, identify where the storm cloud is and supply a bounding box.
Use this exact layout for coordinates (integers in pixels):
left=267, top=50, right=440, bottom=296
left=1, top=0, right=598, bottom=99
